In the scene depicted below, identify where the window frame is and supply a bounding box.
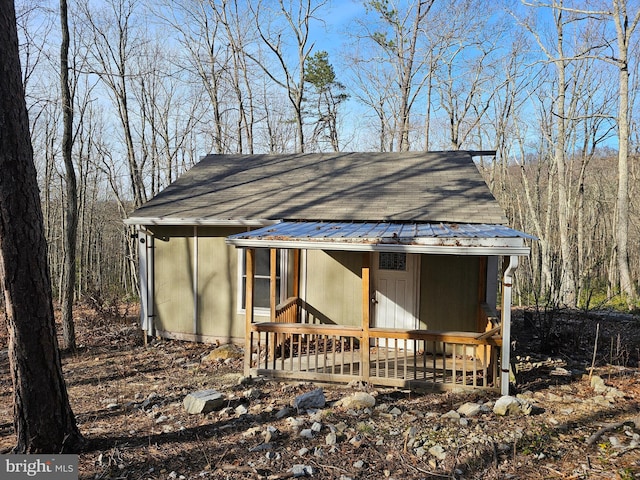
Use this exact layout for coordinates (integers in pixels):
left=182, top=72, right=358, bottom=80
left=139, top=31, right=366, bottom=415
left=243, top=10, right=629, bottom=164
left=237, top=248, right=288, bottom=315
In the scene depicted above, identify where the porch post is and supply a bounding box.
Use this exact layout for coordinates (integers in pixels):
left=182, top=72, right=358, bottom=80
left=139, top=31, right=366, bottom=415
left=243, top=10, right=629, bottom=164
left=293, top=249, right=300, bottom=298
left=361, top=252, right=371, bottom=382
left=245, top=248, right=256, bottom=377
left=500, top=255, right=519, bottom=395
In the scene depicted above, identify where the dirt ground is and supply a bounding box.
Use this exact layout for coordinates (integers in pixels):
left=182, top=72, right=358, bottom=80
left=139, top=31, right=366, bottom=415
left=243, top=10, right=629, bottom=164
left=0, top=304, right=639, bottom=479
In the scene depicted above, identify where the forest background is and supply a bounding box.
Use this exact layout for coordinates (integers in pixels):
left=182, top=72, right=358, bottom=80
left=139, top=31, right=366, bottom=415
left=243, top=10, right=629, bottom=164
left=11, top=0, right=640, bottom=327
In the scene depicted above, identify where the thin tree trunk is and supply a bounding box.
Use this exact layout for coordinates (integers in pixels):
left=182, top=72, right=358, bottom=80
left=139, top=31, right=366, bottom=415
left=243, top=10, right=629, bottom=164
left=60, top=0, right=77, bottom=352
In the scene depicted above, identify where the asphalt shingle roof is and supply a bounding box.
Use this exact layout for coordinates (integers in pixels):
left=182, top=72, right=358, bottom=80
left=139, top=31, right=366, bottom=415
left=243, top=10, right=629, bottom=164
left=128, top=151, right=508, bottom=225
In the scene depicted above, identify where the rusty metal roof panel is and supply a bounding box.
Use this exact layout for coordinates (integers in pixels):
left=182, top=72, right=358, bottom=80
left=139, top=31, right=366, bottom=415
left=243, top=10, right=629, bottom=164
left=232, top=221, right=535, bottom=241
left=227, top=221, right=536, bottom=256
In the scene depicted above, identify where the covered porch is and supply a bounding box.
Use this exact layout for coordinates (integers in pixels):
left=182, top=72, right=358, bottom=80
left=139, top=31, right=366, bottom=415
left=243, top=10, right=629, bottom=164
left=227, top=222, right=533, bottom=395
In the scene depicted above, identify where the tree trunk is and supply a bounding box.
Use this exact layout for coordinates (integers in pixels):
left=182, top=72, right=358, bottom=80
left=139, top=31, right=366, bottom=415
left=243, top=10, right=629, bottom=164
left=552, top=6, right=577, bottom=306
left=60, top=0, right=77, bottom=352
left=0, top=0, right=82, bottom=453
left=613, top=0, right=637, bottom=305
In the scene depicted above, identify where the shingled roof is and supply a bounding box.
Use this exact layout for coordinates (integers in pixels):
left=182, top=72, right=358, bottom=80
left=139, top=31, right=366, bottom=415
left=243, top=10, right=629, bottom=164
left=126, top=151, right=508, bottom=225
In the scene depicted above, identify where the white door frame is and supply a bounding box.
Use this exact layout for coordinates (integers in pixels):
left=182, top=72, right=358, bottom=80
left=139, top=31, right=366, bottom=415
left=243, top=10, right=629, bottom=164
left=372, top=252, right=420, bottom=331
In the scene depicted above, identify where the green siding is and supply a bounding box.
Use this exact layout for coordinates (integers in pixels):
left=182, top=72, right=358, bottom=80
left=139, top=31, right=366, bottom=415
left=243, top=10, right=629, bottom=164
left=149, top=226, right=246, bottom=342
left=196, top=232, right=243, bottom=340
left=305, top=250, right=362, bottom=327
left=153, top=228, right=194, bottom=335
left=419, top=255, right=480, bottom=331
left=150, top=223, right=482, bottom=342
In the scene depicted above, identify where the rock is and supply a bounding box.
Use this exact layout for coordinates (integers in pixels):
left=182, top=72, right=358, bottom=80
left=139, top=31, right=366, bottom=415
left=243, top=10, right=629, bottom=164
left=590, top=375, right=606, bottom=392
left=235, top=404, right=248, bottom=416
left=457, top=402, right=482, bottom=417
left=248, top=443, right=274, bottom=452
left=546, top=393, right=563, bottom=402
left=429, top=444, right=446, bottom=461
left=441, top=410, right=461, bottom=421
left=326, top=432, right=337, bottom=446
left=311, top=422, right=322, bottom=432
left=300, top=429, right=314, bottom=439
left=287, top=417, right=306, bottom=430
left=353, top=460, right=365, bottom=468
left=389, top=407, right=402, bottom=416
left=290, top=464, right=314, bottom=477
left=203, top=344, right=243, bottom=362
left=550, top=367, right=571, bottom=376
left=347, top=380, right=369, bottom=389
left=183, top=390, right=225, bottom=414
left=334, top=422, right=348, bottom=433
left=606, top=388, right=625, bottom=400
left=243, top=388, right=261, bottom=400
left=337, top=392, right=376, bottom=410
left=308, top=410, right=324, bottom=423
left=276, top=406, right=292, bottom=419
left=349, top=434, right=364, bottom=448
left=141, top=392, right=160, bottom=410
left=591, top=395, right=612, bottom=407
left=493, top=395, right=532, bottom=416
left=242, top=426, right=262, bottom=438
left=293, top=388, right=326, bottom=412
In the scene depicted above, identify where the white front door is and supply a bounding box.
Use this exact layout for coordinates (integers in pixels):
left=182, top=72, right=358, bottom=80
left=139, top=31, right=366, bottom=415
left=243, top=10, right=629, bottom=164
left=372, top=252, right=419, bottom=334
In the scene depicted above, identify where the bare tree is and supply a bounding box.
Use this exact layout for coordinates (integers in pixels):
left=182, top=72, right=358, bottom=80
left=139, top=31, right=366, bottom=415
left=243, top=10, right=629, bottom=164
left=349, top=0, right=434, bottom=151
left=0, top=0, right=82, bottom=452
left=249, top=0, right=328, bottom=153
left=518, top=0, right=581, bottom=306
left=79, top=0, right=147, bottom=208
left=609, top=0, right=640, bottom=304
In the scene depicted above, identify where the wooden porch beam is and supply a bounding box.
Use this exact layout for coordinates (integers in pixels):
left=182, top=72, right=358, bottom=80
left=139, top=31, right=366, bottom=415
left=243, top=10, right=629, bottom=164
left=361, top=252, right=371, bottom=381
left=293, top=249, right=300, bottom=298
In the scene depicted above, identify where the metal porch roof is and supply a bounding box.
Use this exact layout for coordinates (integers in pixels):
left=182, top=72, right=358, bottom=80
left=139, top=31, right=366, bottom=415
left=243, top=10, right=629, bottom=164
left=226, top=222, right=535, bottom=256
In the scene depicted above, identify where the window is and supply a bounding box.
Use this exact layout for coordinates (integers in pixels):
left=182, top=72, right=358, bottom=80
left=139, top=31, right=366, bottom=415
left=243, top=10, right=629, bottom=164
left=379, top=252, right=407, bottom=271
left=238, top=249, right=286, bottom=312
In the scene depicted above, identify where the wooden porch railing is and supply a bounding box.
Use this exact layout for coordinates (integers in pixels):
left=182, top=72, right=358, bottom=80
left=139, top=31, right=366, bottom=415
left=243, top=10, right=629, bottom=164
left=275, top=296, right=300, bottom=323
left=246, top=322, right=501, bottom=390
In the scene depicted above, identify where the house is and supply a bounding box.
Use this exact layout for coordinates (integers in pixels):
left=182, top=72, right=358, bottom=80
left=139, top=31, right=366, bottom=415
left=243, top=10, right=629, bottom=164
left=125, top=151, right=534, bottom=395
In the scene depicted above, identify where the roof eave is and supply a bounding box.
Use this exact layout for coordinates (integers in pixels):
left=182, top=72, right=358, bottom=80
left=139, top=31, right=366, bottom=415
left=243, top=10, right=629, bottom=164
left=226, top=237, right=531, bottom=256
